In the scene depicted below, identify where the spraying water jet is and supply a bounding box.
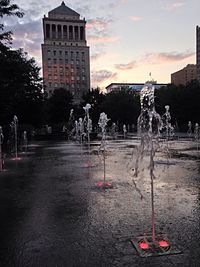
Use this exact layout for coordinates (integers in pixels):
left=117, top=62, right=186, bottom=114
left=131, top=82, right=181, bottom=257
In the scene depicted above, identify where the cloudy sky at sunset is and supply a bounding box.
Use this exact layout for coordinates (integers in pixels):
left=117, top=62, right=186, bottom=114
left=3, top=0, right=200, bottom=90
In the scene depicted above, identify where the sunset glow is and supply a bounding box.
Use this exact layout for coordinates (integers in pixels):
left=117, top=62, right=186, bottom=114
left=4, top=0, right=199, bottom=91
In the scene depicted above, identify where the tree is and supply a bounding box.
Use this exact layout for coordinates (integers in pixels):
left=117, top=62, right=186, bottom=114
left=155, top=81, right=200, bottom=131
left=101, top=91, right=140, bottom=128
left=0, top=47, right=44, bottom=126
left=0, top=1, right=45, bottom=126
left=0, top=0, right=24, bottom=45
left=82, top=88, right=105, bottom=125
left=48, top=88, right=73, bottom=124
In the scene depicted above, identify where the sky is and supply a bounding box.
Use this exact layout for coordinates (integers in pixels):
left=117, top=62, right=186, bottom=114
left=2, top=0, right=200, bottom=91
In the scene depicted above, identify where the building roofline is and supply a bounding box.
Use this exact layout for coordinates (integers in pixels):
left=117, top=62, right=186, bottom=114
left=105, top=82, right=168, bottom=89
left=43, top=17, right=86, bottom=23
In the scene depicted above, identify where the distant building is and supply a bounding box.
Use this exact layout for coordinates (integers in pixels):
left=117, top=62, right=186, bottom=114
left=41, top=1, right=90, bottom=103
left=106, top=82, right=167, bottom=94
left=197, top=25, right=200, bottom=82
left=171, top=64, right=197, bottom=86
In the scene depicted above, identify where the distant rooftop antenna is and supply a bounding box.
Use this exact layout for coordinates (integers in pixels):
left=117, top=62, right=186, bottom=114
left=147, top=72, right=156, bottom=84
left=61, top=1, right=65, bottom=5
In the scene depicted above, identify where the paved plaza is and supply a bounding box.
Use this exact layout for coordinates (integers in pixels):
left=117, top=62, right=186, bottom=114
left=0, top=137, right=200, bottom=266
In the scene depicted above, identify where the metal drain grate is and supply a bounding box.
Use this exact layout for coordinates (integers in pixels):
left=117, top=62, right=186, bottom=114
left=131, top=233, right=182, bottom=257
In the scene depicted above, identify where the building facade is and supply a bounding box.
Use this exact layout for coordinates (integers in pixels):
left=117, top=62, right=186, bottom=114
left=106, top=82, right=167, bottom=94
left=171, top=64, right=197, bottom=86
left=197, top=25, right=200, bottom=83
left=41, top=1, right=90, bottom=103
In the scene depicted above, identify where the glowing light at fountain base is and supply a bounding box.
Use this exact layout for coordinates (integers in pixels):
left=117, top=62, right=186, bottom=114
left=131, top=234, right=181, bottom=257
left=96, top=181, right=113, bottom=189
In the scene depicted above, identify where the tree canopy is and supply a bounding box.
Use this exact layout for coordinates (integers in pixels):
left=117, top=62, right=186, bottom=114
left=101, top=91, right=140, bottom=127
left=155, top=81, right=200, bottom=131
left=0, top=47, right=45, bottom=125
left=0, top=1, right=44, bottom=126
left=82, top=88, right=105, bottom=125
left=47, top=88, right=73, bottom=124
left=0, top=0, right=24, bottom=45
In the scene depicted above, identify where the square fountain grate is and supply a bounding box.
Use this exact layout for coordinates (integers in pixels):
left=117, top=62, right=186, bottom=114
left=131, top=233, right=182, bottom=257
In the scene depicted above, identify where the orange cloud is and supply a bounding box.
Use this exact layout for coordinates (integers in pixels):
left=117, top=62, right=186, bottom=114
left=87, top=18, right=112, bottom=30
left=130, top=16, right=143, bottom=22
left=164, top=1, right=185, bottom=11
left=91, top=52, right=106, bottom=61
left=115, top=61, right=138, bottom=70
left=88, top=35, right=120, bottom=44
left=144, top=51, right=194, bottom=64
left=114, top=51, right=194, bottom=71
left=92, top=70, right=118, bottom=84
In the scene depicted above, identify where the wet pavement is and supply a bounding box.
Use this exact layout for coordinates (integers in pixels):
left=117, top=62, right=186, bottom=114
left=0, top=137, right=200, bottom=266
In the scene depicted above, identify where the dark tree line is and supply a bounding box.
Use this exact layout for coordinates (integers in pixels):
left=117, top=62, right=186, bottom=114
left=155, top=81, right=200, bottom=131
left=0, top=0, right=45, bottom=127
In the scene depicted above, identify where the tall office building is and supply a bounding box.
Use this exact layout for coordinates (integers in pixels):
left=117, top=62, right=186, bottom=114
left=41, top=1, right=90, bottom=103
left=196, top=26, right=200, bottom=83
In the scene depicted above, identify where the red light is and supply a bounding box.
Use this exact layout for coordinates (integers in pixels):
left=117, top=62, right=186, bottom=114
left=139, top=241, right=149, bottom=250
left=97, top=181, right=103, bottom=187
left=159, top=240, right=169, bottom=247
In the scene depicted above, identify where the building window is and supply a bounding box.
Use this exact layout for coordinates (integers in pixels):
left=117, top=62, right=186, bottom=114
left=59, top=50, right=62, bottom=56
left=75, top=26, right=78, bottom=40
left=80, top=26, right=84, bottom=40
left=46, top=24, right=50, bottom=38
left=69, top=25, right=73, bottom=39
left=58, top=25, right=62, bottom=39
left=52, top=24, right=56, bottom=38
left=63, top=25, right=67, bottom=39
left=53, top=50, right=56, bottom=56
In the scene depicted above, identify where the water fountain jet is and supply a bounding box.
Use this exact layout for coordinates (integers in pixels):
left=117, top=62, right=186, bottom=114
left=0, top=126, right=4, bottom=171
left=131, top=83, right=181, bottom=257
left=10, top=115, right=21, bottom=161
left=96, top=112, right=112, bottom=189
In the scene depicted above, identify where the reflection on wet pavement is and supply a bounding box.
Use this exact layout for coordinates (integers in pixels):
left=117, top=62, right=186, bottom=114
left=0, top=138, right=200, bottom=266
